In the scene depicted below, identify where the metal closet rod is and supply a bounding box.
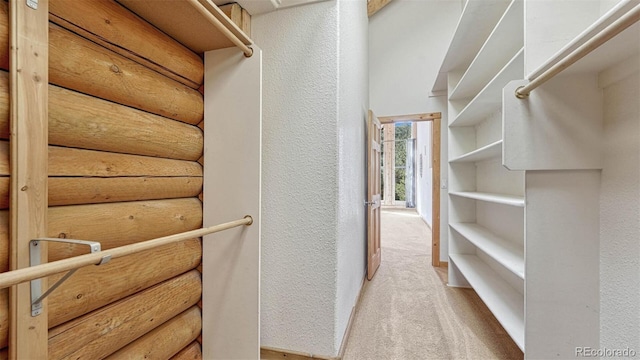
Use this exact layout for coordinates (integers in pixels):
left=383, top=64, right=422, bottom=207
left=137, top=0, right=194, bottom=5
left=187, top=0, right=254, bottom=57
left=516, top=4, right=640, bottom=99
left=0, top=215, right=254, bottom=290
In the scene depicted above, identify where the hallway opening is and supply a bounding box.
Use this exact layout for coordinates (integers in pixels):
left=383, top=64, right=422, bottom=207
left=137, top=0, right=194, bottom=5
left=344, top=208, right=523, bottom=359
left=374, top=113, right=442, bottom=268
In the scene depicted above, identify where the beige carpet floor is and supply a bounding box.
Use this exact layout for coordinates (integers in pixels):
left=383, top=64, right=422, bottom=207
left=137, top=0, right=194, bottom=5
left=342, top=208, right=523, bottom=360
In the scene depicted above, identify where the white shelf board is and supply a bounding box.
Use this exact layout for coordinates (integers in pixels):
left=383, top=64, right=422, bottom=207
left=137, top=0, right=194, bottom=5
left=431, top=0, right=511, bottom=92
left=450, top=254, right=525, bottom=351
left=449, top=0, right=523, bottom=101
left=528, top=0, right=640, bottom=80
left=118, top=0, right=252, bottom=54
left=450, top=48, right=524, bottom=127
left=450, top=140, right=502, bottom=163
left=449, top=191, right=525, bottom=207
left=450, top=223, right=524, bottom=279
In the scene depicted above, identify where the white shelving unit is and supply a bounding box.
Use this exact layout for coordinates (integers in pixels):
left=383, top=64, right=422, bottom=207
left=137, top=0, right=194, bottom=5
left=432, top=0, right=511, bottom=93
left=449, top=191, right=524, bottom=207
left=450, top=223, right=524, bottom=279
left=451, top=49, right=523, bottom=127
left=449, top=140, right=502, bottom=163
left=449, top=254, right=525, bottom=349
left=439, top=0, right=526, bottom=353
left=438, top=0, right=640, bottom=357
left=449, top=0, right=524, bottom=101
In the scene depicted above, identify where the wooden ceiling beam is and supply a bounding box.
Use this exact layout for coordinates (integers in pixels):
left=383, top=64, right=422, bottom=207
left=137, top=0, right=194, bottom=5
left=368, top=0, right=393, bottom=17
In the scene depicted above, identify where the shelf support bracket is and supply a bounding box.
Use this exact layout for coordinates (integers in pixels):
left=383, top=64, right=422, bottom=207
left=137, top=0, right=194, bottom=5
left=29, top=238, right=111, bottom=316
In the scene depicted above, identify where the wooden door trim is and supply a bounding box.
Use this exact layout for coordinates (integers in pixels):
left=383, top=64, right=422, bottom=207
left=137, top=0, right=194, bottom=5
left=431, top=118, right=441, bottom=267
left=376, top=112, right=442, bottom=268
left=378, top=112, right=440, bottom=124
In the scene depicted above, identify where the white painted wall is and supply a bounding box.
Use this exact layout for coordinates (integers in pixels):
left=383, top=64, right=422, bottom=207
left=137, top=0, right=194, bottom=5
left=416, top=121, right=433, bottom=226
left=203, top=47, right=262, bottom=359
left=252, top=0, right=367, bottom=356
left=599, top=61, right=640, bottom=351
left=336, top=0, right=368, bottom=351
left=369, top=0, right=460, bottom=261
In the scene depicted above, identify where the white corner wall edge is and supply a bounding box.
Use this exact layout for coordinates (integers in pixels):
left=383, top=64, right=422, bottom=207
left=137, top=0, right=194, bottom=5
left=502, top=78, right=603, bottom=171
left=203, top=46, right=262, bottom=359
left=525, top=170, right=600, bottom=358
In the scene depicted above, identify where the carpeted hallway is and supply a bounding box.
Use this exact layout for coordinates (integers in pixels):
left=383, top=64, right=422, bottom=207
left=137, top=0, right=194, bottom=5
left=342, top=208, right=523, bottom=360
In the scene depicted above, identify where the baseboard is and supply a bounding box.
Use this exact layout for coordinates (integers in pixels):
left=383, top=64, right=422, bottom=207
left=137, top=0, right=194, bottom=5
left=336, top=272, right=367, bottom=358
left=260, top=346, right=337, bottom=360
left=261, top=273, right=367, bottom=360
left=440, top=261, right=448, bottom=267
left=419, top=214, right=433, bottom=230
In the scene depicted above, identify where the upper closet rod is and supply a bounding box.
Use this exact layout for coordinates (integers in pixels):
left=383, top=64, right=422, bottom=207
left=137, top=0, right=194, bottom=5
left=187, top=0, right=254, bottom=57
left=515, top=4, right=640, bottom=99
left=0, top=216, right=253, bottom=290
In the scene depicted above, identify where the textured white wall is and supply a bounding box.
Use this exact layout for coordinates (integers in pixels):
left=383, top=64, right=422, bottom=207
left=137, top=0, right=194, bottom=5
left=253, top=2, right=339, bottom=355
left=369, top=0, right=460, bottom=261
left=335, top=0, right=368, bottom=351
left=599, top=67, right=640, bottom=350
left=416, top=121, right=433, bottom=226
left=253, top=0, right=367, bottom=356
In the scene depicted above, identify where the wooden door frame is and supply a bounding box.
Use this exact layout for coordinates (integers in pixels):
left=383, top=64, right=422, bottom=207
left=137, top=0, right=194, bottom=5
left=378, top=112, right=442, bottom=267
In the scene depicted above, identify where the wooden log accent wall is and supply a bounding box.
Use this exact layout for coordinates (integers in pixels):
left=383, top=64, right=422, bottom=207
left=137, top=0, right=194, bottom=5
left=48, top=271, right=202, bottom=359
left=0, top=0, right=257, bottom=357
left=171, top=342, right=203, bottom=360
left=48, top=0, right=204, bottom=89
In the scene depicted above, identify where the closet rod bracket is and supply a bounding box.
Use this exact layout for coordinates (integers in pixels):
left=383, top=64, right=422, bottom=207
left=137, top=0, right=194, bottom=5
left=29, top=238, right=109, bottom=317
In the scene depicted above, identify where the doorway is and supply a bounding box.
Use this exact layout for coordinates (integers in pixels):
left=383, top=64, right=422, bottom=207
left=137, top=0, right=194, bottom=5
left=377, top=113, right=441, bottom=267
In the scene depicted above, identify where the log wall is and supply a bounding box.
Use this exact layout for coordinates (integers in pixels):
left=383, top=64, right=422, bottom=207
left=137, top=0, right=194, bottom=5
left=0, top=0, right=255, bottom=357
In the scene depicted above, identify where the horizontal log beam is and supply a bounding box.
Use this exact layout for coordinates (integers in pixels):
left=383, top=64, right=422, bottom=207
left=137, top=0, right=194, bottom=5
left=0, top=197, right=202, bottom=270
left=48, top=270, right=201, bottom=359
left=49, top=23, right=203, bottom=125
left=49, top=85, right=204, bottom=160
left=49, top=0, right=203, bottom=88
left=48, top=198, right=202, bottom=261
left=0, top=72, right=203, bottom=161
left=0, top=211, right=5, bottom=273
left=0, top=177, right=202, bottom=210
left=0, top=178, right=6, bottom=209
left=0, top=289, right=6, bottom=349
left=48, top=145, right=202, bottom=177
left=0, top=72, right=6, bottom=140
left=105, top=306, right=201, bottom=359
left=48, top=177, right=203, bottom=207
left=0, top=142, right=6, bottom=175
left=0, top=3, right=6, bottom=71
left=0, top=141, right=202, bottom=177
left=170, top=341, right=203, bottom=360
left=48, top=238, right=201, bottom=327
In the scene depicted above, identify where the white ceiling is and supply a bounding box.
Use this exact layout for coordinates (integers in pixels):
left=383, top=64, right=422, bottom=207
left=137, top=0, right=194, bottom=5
left=214, top=0, right=330, bottom=15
